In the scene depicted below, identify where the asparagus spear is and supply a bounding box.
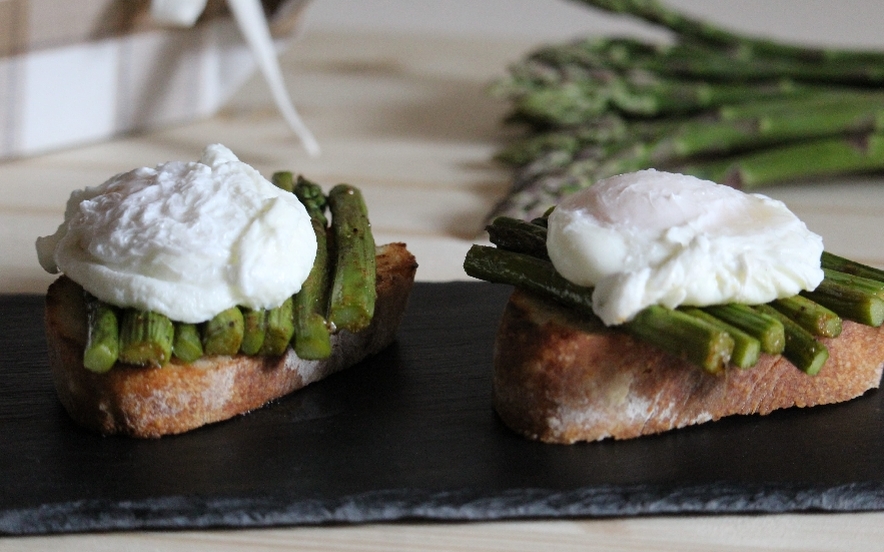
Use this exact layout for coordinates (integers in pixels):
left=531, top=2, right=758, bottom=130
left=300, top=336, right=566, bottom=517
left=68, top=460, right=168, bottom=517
left=498, top=130, right=884, bottom=220
left=463, top=244, right=734, bottom=372
left=821, top=251, right=884, bottom=282
left=701, top=303, right=785, bottom=355
left=488, top=1, right=884, bottom=222
left=485, top=216, right=550, bottom=260
left=260, top=297, right=295, bottom=357
left=535, top=36, right=884, bottom=85
left=572, top=0, right=884, bottom=66
left=821, top=268, right=884, bottom=299
left=626, top=306, right=734, bottom=374
left=463, top=244, right=595, bottom=316
left=499, top=92, right=884, bottom=167
left=172, top=322, right=204, bottom=363
left=770, top=295, right=842, bottom=338
left=271, top=170, right=295, bottom=193
left=682, top=307, right=760, bottom=369
left=679, top=132, right=884, bottom=189
left=292, top=176, right=333, bottom=359
left=802, top=269, right=884, bottom=327
left=118, top=309, right=175, bottom=367
left=802, top=284, right=884, bottom=328
left=239, top=308, right=267, bottom=356
left=508, top=72, right=801, bottom=123
left=82, top=296, right=120, bottom=373
left=202, top=307, right=245, bottom=356
left=754, top=304, right=829, bottom=375
left=327, top=184, right=377, bottom=333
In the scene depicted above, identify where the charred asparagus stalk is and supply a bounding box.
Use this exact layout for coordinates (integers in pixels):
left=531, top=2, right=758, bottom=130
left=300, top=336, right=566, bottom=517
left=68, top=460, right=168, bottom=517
left=682, top=307, right=761, bottom=369
left=239, top=308, right=267, bottom=356
left=754, top=304, right=829, bottom=375
left=327, top=184, right=377, bottom=333
left=701, top=303, right=785, bottom=355
left=202, top=307, right=245, bottom=356
left=771, top=295, right=842, bottom=338
left=802, top=268, right=884, bottom=327
left=822, top=251, right=884, bottom=282
left=292, top=176, right=333, bottom=359
left=260, top=297, right=295, bottom=357
left=463, top=244, right=734, bottom=373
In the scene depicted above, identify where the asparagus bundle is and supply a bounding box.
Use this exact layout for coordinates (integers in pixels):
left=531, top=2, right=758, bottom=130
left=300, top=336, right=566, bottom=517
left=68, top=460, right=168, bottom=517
left=80, top=175, right=377, bottom=371
left=465, top=216, right=884, bottom=374
left=490, top=0, right=884, bottom=220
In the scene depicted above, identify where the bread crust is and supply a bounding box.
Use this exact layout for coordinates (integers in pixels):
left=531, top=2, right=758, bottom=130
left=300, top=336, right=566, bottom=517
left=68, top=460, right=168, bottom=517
left=493, top=289, right=884, bottom=444
left=45, top=243, right=417, bottom=438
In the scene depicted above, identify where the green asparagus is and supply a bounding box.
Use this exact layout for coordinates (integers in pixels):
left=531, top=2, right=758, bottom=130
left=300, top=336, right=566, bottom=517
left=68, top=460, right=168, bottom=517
left=327, top=184, right=377, bottom=333
left=239, top=308, right=267, bottom=356
left=627, top=306, right=734, bottom=374
left=260, top=297, right=295, bottom=357
left=571, top=0, right=884, bottom=66
left=802, top=285, right=884, bottom=328
left=463, top=244, right=734, bottom=372
left=271, top=170, right=296, bottom=193
left=701, top=303, right=785, bottom=355
left=202, top=307, right=245, bottom=356
left=754, top=304, right=829, bottom=375
left=679, top=132, right=884, bottom=189
left=489, top=0, right=884, bottom=222
left=682, top=307, right=761, bottom=369
left=802, top=268, right=884, bottom=327
left=497, top=95, right=884, bottom=168
left=118, top=309, right=175, bottom=367
left=292, top=176, right=333, bottom=359
left=821, top=251, right=884, bottom=282
left=82, top=296, right=120, bottom=373
left=770, top=295, right=842, bottom=338
left=172, top=322, right=204, bottom=363
left=486, top=216, right=550, bottom=259
left=526, top=35, right=884, bottom=86
left=463, top=244, right=595, bottom=317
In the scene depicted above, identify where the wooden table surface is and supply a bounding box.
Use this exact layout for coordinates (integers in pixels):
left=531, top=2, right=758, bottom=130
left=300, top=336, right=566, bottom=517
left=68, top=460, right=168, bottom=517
left=4, top=5, right=884, bottom=549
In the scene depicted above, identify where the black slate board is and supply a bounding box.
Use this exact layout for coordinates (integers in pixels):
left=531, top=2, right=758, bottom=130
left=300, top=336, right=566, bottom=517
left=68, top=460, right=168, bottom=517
left=2, top=282, right=884, bottom=535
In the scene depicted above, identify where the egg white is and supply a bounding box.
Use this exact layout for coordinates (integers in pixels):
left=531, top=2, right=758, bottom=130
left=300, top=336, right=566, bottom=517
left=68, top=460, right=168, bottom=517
left=546, top=169, right=825, bottom=326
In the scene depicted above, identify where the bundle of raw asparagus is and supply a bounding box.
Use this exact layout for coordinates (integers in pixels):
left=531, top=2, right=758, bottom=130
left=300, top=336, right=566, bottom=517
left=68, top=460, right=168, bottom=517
left=489, top=0, right=884, bottom=220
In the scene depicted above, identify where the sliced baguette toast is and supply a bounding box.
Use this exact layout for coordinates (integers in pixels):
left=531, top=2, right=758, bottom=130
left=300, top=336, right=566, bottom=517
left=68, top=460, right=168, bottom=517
left=45, top=243, right=417, bottom=438
left=493, top=288, right=884, bottom=444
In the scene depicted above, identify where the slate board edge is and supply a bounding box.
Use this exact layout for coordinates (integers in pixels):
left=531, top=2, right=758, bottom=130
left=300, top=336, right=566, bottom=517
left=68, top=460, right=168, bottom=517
left=4, top=482, right=884, bottom=536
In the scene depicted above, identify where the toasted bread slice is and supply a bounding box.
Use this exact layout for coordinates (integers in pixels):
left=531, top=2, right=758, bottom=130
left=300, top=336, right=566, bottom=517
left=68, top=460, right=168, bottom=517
left=45, top=243, right=417, bottom=438
left=493, top=288, right=884, bottom=444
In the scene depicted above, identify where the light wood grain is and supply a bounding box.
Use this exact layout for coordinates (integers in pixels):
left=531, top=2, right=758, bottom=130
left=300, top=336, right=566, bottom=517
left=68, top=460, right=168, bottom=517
left=3, top=14, right=884, bottom=552
left=3, top=514, right=884, bottom=552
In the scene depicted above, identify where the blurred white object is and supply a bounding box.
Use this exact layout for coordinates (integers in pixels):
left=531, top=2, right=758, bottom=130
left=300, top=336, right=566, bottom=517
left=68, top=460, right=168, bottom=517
left=0, top=0, right=311, bottom=160
left=152, top=0, right=319, bottom=156
left=151, top=0, right=210, bottom=26
left=227, top=0, right=320, bottom=155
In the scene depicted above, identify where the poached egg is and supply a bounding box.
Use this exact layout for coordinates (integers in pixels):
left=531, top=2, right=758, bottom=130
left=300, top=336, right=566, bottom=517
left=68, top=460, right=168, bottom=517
left=546, top=169, right=824, bottom=326
left=36, top=144, right=317, bottom=323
